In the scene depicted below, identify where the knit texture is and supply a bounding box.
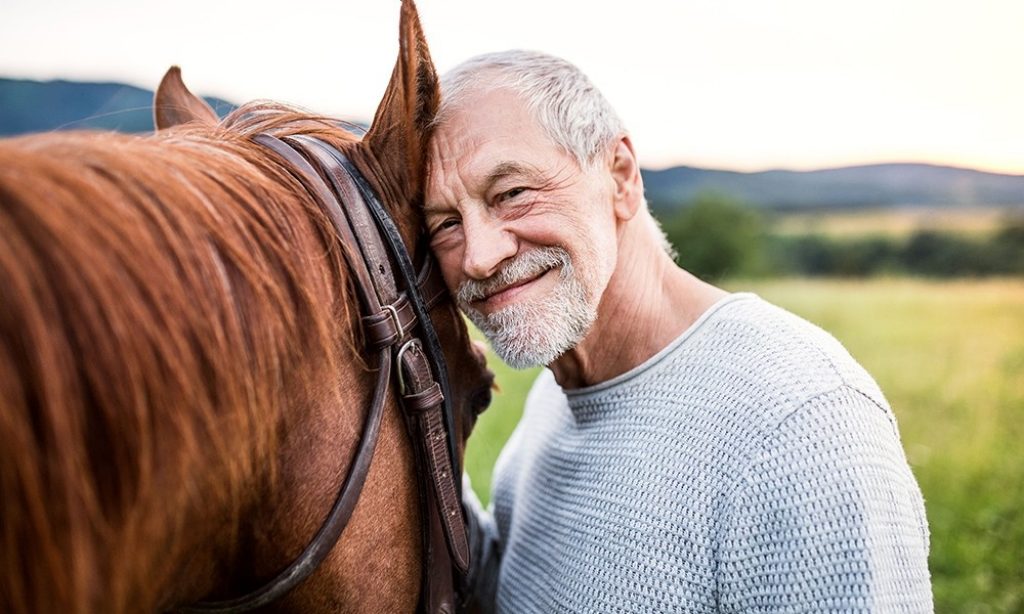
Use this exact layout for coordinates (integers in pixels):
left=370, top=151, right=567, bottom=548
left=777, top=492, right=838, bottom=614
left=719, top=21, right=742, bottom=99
left=464, top=293, right=932, bottom=613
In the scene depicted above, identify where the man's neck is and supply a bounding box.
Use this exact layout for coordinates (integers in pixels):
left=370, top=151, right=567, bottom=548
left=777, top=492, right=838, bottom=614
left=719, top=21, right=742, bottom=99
left=549, top=225, right=728, bottom=389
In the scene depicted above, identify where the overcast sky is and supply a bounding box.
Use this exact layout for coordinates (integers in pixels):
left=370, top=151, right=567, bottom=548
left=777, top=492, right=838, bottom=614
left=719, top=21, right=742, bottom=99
left=2, top=0, right=1022, bottom=173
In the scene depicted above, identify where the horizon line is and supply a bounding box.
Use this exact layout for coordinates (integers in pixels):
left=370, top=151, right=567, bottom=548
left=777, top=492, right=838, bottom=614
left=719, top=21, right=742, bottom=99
left=638, top=160, right=1024, bottom=178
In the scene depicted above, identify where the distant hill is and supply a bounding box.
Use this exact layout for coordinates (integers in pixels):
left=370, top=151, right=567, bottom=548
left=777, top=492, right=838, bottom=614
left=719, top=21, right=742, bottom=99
left=641, top=163, right=1024, bottom=210
left=3, top=76, right=1023, bottom=210
left=0, top=77, right=234, bottom=135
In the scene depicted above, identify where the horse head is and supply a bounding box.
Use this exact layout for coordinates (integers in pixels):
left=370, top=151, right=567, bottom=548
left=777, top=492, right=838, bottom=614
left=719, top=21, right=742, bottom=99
left=0, top=1, right=492, bottom=612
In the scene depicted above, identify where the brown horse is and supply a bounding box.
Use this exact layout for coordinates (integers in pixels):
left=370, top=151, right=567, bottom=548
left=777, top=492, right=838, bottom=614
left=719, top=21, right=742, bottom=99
left=0, top=1, right=493, bottom=612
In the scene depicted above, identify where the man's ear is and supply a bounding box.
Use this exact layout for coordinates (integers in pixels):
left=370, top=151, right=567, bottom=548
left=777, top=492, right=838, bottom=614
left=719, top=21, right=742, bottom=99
left=363, top=0, right=440, bottom=201
left=153, top=67, right=219, bottom=131
left=610, top=135, right=644, bottom=221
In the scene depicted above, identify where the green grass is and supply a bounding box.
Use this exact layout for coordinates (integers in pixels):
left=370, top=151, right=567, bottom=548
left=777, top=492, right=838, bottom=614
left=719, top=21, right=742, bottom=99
left=463, top=277, right=1024, bottom=612
left=771, top=207, right=1020, bottom=239
left=463, top=327, right=539, bottom=506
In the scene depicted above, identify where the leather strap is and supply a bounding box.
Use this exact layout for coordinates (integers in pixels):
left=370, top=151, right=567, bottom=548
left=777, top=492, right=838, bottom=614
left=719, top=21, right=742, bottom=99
left=289, top=137, right=470, bottom=571
left=310, top=140, right=463, bottom=492
left=417, top=256, right=448, bottom=312
left=286, top=136, right=399, bottom=311
left=397, top=341, right=470, bottom=570
left=252, top=134, right=382, bottom=314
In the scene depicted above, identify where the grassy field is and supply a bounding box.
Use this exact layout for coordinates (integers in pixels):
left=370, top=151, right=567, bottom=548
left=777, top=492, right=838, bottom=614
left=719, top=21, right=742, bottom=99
left=463, top=277, right=1024, bottom=613
left=770, top=206, right=1021, bottom=238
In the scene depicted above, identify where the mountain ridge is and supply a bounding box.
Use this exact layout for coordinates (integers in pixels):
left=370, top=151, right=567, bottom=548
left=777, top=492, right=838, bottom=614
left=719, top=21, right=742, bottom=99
left=641, top=161, right=1024, bottom=209
left=0, top=76, right=234, bottom=135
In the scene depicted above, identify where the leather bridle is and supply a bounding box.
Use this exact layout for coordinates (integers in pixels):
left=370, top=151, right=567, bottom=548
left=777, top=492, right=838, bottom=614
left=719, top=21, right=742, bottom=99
left=183, top=133, right=469, bottom=613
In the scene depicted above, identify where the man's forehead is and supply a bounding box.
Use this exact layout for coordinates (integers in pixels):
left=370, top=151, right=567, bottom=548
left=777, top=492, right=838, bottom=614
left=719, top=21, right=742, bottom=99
left=429, top=123, right=553, bottom=188
left=433, top=99, right=525, bottom=148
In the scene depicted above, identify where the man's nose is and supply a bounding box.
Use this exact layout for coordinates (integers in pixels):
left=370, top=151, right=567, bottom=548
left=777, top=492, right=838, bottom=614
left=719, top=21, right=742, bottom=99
left=461, top=215, right=517, bottom=280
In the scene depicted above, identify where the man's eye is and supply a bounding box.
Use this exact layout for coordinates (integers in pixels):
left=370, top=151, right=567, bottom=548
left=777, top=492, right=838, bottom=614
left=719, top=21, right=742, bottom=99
left=501, top=187, right=526, bottom=201
left=431, top=218, right=460, bottom=235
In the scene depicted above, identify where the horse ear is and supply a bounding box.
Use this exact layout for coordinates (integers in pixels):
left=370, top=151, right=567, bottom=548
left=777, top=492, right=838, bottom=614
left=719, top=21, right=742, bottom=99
left=363, top=0, right=439, bottom=200
left=153, top=67, right=219, bottom=131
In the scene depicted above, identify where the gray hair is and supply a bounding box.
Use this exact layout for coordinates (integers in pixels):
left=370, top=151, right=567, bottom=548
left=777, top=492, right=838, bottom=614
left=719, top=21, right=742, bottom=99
left=435, top=50, right=625, bottom=169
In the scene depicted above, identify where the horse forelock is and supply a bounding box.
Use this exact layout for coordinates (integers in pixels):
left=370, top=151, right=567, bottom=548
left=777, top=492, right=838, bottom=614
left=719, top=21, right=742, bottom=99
left=0, top=105, right=370, bottom=613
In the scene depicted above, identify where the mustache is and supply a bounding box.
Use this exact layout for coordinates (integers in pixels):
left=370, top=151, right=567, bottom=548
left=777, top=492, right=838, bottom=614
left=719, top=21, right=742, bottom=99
left=456, top=247, right=571, bottom=306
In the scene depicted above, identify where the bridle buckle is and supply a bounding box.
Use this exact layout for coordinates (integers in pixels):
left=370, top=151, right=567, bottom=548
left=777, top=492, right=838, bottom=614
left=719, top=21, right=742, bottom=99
left=395, top=338, right=416, bottom=396
left=382, top=303, right=405, bottom=342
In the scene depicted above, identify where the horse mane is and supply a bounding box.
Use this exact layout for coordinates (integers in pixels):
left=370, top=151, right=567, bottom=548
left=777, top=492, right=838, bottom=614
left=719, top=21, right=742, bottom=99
left=0, top=103, right=368, bottom=613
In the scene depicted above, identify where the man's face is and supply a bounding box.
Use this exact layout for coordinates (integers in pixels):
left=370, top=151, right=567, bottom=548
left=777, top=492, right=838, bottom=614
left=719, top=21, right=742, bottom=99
left=425, top=88, right=619, bottom=368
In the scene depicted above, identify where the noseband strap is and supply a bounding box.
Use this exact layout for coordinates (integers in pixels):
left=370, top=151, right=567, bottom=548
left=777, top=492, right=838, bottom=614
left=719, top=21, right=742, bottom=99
left=184, top=133, right=468, bottom=613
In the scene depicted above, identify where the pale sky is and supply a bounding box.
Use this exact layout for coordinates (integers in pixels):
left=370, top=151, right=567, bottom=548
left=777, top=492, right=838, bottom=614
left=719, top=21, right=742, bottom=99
left=2, top=0, right=1022, bottom=174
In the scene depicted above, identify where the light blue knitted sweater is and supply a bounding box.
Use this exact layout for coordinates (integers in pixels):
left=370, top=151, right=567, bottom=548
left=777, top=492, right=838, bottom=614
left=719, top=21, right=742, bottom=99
left=464, top=293, right=932, bottom=613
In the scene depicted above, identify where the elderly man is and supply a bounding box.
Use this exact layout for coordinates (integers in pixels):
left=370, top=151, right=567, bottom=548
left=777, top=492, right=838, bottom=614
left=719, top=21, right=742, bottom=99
left=425, top=51, right=932, bottom=612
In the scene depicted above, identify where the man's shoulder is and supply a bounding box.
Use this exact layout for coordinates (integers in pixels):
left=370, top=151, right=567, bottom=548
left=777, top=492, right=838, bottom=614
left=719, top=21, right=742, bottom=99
left=684, top=293, right=890, bottom=420
left=521, top=368, right=565, bottom=418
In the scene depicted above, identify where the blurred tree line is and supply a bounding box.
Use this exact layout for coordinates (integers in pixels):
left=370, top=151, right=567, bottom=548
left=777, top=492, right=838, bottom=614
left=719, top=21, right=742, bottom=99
left=657, top=193, right=1024, bottom=280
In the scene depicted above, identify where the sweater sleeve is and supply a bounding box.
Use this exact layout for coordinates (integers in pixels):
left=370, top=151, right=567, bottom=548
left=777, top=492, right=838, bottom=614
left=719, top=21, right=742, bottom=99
left=717, top=385, right=932, bottom=612
left=461, top=474, right=501, bottom=613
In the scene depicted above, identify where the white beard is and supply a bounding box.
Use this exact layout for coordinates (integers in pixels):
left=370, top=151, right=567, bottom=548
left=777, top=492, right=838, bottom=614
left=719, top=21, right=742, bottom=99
left=456, top=247, right=597, bottom=369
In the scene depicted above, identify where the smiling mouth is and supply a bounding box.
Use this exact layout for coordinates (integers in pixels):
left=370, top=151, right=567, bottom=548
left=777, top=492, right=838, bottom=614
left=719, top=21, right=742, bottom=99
left=476, top=268, right=555, bottom=310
